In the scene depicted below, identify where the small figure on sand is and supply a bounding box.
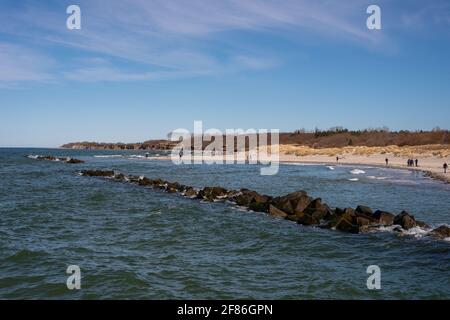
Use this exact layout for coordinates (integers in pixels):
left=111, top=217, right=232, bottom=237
left=415, top=159, right=418, bottom=167
left=407, top=159, right=414, bottom=167
left=179, top=149, right=184, bottom=160
left=444, top=162, right=448, bottom=173
left=385, top=158, right=389, bottom=166
left=336, top=156, right=340, bottom=163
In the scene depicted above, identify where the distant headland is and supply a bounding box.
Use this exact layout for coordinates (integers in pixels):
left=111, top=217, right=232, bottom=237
left=61, top=128, right=449, bottom=150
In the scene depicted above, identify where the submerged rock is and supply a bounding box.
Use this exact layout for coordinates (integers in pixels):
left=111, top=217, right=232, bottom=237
left=430, top=225, right=450, bottom=239
left=28, top=155, right=85, bottom=164
left=66, top=158, right=84, bottom=164
left=81, top=170, right=114, bottom=177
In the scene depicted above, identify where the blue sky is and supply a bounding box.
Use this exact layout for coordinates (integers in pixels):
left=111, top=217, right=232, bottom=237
left=1, top=0, right=450, bottom=147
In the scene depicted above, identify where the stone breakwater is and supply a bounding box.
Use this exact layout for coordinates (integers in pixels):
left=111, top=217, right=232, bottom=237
left=80, top=170, right=450, bottom=241
left=26, top=155, right=84, bottom=164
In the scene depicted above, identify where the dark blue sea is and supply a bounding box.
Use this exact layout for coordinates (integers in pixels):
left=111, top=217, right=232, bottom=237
left=0, top=148, right=449, bottom=299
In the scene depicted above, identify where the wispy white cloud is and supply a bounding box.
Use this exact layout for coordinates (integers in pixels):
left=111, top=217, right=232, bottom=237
left=2, top=0, right=447, bottom=85
left=0, top=43, right=54, bottom=85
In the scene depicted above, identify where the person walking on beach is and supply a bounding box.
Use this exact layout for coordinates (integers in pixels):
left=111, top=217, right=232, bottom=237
left=415, top=159, right=418, bottom=167
left=336, top=156, right=339, bottom=163
left=179, top=149, right=184, bottom=160
left=444, top=162, right=448, bottom=173
left=385, top=158, right=389, bottom=166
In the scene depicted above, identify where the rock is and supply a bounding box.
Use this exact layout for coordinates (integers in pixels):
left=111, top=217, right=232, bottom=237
left=394, top=211, right=417, bottom=230
left=430, top=225, right=450, bottom=239
left=285, top=214, right=302, bottom=223
left=325, top=208, right=360, bottom=233
left=234, top=189, right=264, bottom=207
left=272, top=191, right=312, bottom=215
left=296, top=198, right=333, bottom=226
left=372, top=210, right=395, bottom=226
left=335, top=217, right=359, bottom=234
left=296, top=212, right=321, bottom=225
left=356, top=216, right=371, bottom=227
left=66, top=158, right=84, bottom=164
left=184, top=187, right=198, bottom=198
left=81, top=170, right=115, bottom=177
left=152, top=178, right=164, bottom=186
left=114, top=173, right=125, bottom=180
left=356, top=205, right=373, bottom=216
left=248, top=194, right=271, bottom=212
left=198, top=186, right=228, bottom=201
left=269, top=205, right=288, bottom=218
left=127, top=175, right=141, bottom=183
left=416, top=220, right=430, bottom=229
left=166, top=182, right=181, bottom=193
left=138, top=177, right=153, bottom=186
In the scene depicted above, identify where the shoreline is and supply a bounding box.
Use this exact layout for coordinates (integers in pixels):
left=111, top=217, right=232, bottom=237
left=278, top=154, right=450, bottom=184
left=142, top=153, right=450, bottom=184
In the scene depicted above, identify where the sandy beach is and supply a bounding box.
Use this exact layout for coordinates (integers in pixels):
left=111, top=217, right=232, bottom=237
left=278, top=153, right=450, bottom=183
left=148, top=146, right=450, bottom=183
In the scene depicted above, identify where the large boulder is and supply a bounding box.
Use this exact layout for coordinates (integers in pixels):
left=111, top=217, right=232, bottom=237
left=248, top=197, right=271, bottom=212
left=372, top=210, right=395, bottom=226
left=296, top=198, right=333, bottom=226
left=234, top=189, right=258, bottom=206
left=269, top=205, right=288, bottom=218
left=335, top=217, right=360, bottom=234
left=356, top=205, right=373, bottom=216
left=272, top=190, right=312, bottom=215
left=394, top=211, right=417, bottom=230
left=324, top=208, right=359, bottom=233
left=430, top=225, right=450, bottom=239
left=416, top=220, right=430, bottom=229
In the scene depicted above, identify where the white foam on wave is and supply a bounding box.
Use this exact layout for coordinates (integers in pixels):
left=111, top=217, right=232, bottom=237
left=326, top=166, right=335, bottom=170
left=402, top=226, right=431, bottom=238
left=367, top=176, right=376, bottom=179
left=348, top=178, right=359, bottom=181
left=350, top=169, right=366, bottom=175
left=27, top=155, right=40, bottom=159
left=94, top=155, right=123, bottom=158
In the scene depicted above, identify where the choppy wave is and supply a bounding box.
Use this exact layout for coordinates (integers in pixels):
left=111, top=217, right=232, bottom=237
left=5, top=249, right=48, bottom=262
left=348, top=178, right=359, bottom=181
left=350, top=169, right=365, bottom=175
left=326, top=166, right=335, bottom=170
